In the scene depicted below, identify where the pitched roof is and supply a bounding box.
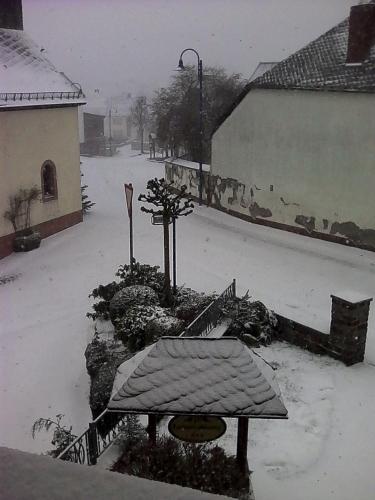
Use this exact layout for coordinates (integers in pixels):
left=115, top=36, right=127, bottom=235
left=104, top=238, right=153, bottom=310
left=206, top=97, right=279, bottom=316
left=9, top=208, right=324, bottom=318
left=108, top=337, right=288, bottom=418
left=0, top=28, right=85, bottom=108
left=248, top=62, right=279, bottom=82
left=252, top=18, right=375, bottom=92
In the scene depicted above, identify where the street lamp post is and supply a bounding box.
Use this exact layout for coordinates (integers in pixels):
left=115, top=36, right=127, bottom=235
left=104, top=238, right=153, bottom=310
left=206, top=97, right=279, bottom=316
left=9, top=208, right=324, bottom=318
left=178, top=48, right=203, bottom=206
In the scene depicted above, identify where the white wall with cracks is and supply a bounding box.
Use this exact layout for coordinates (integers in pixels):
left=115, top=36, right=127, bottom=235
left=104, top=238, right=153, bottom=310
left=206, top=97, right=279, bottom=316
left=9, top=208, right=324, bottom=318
left=209, top=88, right=375, bottom=250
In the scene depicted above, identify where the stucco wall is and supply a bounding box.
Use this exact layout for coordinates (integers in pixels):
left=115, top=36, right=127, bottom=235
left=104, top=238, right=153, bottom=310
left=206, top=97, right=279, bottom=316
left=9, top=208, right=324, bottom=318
left=165, top=160, right=211, bottom=203
left=211, top=89, right=375, bottom=248
left=0, top=106, right=82, bottom=239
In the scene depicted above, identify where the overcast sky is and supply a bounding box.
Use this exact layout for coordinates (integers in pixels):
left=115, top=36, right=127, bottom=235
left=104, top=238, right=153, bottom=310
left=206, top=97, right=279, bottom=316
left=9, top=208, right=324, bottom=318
left=23, top=0, right=354, bottom=99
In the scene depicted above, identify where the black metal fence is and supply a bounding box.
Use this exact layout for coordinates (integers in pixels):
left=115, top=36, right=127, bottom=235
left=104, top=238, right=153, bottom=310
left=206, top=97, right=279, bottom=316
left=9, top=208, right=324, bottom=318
left=0, top=90, right=83, bottom=102
left=180, top=279, right=236, bottom=337
left=57, top=411, right=127, bottom=465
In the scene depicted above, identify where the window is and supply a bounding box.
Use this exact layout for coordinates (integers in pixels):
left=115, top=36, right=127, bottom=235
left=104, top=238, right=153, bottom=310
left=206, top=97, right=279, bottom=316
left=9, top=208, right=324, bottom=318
left=41, top=161, right=57, bottom=201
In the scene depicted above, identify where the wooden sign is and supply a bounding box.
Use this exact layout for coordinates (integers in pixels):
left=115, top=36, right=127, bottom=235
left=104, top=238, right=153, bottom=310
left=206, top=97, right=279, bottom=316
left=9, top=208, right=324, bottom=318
left=124, top=183, right=133, bottom=217
left=168, top=416, right=226, bottom=443
left=151, top=214, right=171, bottom=225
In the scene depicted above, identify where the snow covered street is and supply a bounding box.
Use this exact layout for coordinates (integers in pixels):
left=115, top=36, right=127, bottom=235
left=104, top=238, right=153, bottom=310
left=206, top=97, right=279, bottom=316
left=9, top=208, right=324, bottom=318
left=1, top=145, right=375, bottom=499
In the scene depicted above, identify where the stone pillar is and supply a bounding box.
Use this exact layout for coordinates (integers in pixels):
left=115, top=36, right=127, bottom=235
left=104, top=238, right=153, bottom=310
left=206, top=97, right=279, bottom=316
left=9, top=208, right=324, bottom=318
left=330, top=292, right=372, bottom=366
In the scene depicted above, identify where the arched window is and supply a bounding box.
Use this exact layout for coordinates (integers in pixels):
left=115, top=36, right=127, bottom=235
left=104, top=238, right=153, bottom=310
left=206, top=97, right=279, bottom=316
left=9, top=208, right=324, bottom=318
left=41, top=161, right=57, bottom=201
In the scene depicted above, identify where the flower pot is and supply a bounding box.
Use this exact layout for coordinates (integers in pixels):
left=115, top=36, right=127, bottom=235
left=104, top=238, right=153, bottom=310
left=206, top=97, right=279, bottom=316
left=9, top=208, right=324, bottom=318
left=13, top=230, right=41, bottom=252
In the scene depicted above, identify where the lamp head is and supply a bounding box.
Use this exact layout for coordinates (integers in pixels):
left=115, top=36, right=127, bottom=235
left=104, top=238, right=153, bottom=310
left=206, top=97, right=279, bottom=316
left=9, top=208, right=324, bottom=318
left=178, top=58, right=184, bottom=70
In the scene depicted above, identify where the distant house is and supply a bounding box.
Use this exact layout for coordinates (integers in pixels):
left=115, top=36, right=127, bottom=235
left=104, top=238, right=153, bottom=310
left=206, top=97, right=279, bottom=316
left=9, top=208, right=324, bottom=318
left=79, top=93, right=131, bottom=156
left=211, top=1, right=375, bottom=251
left=0, top=0, right=85, bottom=259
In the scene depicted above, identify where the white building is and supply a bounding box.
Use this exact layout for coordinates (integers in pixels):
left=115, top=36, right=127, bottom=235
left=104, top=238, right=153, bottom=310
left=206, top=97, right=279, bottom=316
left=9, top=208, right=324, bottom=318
left=211, top=1, right=375, bottom=251
left=0, top=0, right=85, bottom=258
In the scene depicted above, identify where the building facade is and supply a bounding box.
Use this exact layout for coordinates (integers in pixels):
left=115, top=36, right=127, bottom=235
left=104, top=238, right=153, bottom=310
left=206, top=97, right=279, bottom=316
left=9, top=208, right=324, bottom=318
left=0, top=1, right=85, bottom=258
left=210, top=2, right=375, bottom=250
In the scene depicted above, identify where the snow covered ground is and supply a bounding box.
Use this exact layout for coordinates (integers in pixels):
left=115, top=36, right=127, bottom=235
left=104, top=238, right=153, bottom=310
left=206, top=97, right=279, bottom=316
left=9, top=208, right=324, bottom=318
left=1, top=145, right=375, bottom=499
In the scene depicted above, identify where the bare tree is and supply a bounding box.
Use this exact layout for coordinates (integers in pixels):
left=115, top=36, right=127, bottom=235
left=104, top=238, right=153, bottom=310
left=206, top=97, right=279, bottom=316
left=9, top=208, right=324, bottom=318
left=130, top=96, right=149, bottom=153
left=151, top=66, right=244, bottom=162
left=138, top=178, right=193, bottom=305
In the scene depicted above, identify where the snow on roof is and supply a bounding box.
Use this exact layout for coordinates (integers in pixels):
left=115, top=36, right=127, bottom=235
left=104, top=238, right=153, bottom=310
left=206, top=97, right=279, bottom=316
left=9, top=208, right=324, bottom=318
left=0, top=28, right=84, bottom=107
left=108, top=337, right=288, bottom=418
left=248, top=62, right=279, bottom=82
left=111, top=344, right=154, bottom=399
left=0, top=447, right=231, bottom=500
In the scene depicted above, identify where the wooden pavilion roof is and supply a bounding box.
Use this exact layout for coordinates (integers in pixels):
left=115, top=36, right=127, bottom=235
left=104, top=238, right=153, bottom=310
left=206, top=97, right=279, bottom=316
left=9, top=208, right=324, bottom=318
left=108, top=337, right=288, bottom=419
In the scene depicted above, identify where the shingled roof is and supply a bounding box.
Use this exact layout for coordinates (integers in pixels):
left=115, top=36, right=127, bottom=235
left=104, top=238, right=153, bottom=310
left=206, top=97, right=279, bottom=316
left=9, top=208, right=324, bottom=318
left=0, top=28, right=85, bottom=108
left=252, top=18, right=375, bottom=92
left=108, top=337, right=288, bottom=419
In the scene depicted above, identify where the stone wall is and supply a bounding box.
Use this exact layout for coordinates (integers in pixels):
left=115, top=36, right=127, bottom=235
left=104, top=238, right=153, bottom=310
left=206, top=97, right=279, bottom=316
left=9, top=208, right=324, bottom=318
left=275, top=293, right=372, bottom=366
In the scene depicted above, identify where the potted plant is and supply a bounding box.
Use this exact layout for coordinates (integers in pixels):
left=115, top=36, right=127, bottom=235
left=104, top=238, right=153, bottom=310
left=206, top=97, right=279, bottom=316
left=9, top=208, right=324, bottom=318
left=4, top=186, right=42, bottom=252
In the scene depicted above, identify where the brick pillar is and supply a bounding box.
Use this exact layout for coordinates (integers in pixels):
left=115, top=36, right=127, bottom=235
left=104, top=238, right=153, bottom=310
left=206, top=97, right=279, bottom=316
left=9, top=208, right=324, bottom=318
left=329, top=293, right=372, bottom=366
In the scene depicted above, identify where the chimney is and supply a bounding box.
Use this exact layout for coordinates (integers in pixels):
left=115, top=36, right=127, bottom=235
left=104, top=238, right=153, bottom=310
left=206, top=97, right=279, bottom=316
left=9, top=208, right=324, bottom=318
left=346, top=2, right=375, bottom=63
left=0, top=0, right=23, bottom=30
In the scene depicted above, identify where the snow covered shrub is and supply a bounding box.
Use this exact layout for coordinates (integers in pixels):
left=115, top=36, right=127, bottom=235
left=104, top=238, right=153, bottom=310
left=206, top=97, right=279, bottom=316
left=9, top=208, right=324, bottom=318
left=112, top=432, right=248, bottom=498
left=32, top=414, right=76, bottom=459
left=116, top=261, right=165, bottom=299
left=222, top=292, right=278, bottom=346
left=87, top=261, right=165, bottom=320
left=114, top=415, right=145, bottom=449
left=113, top=305, right=173, bottom=351
left=85, top=337, right=131, bottom=419
left=87, top=281, right=123, bottom=320
left=147, top=313, right=184, bottom=337
left=109, top=285, right=158, bottom=321
left=174, top=287, right=217, bottom=323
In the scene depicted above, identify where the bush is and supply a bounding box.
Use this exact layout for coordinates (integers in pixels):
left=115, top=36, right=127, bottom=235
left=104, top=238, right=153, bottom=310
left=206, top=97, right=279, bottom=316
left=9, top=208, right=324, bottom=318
left=87, top=261, right=165, bottom=321
left=222, top=292, right=277, bottom=346
left=116, top=261, right=165, bottom=299
left=32, top=414, right=76, bottom=459
left=112, top=432, right=248, bottom=498
left=174, top=287, right=217, bottom=323
left=109, top=285, right=158, bottom=321
left=113, top=305, right=173, bottom=351
left=87, top=281, right=123, bottom=320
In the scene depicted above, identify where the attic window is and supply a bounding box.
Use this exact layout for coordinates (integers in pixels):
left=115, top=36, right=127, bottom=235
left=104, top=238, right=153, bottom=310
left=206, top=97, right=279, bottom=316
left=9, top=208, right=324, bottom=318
left=41, top=161, right=57, bottom=201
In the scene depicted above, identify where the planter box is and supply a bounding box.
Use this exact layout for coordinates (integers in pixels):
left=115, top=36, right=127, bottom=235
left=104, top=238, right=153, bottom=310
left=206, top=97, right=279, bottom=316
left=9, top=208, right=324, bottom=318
left=13, top=230, right=41, bottom=252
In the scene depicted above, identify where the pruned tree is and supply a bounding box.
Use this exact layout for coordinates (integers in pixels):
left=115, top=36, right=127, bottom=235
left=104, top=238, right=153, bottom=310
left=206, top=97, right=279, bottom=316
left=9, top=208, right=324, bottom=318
left=130, top=96, right=149, bottom=153
left=138, top=178, right=193, bottom=305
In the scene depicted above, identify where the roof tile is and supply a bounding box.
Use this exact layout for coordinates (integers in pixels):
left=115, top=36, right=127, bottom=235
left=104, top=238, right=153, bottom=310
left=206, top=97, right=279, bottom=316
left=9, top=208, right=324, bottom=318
left=108, top=337, right=287, bottom=418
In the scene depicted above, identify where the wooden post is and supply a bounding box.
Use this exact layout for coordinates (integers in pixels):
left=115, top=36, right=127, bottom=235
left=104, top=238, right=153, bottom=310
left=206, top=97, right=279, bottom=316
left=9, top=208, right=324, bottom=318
left=172, top=217, right=177, bottom=294
left=88, top=422, right=98, bottom=465
left=236, top=417, right=249, bottom=473
left=148, top=414, right=157, bottom=445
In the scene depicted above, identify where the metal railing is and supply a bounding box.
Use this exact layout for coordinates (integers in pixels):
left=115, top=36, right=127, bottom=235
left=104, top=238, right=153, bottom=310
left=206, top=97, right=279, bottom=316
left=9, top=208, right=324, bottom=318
left=180, top=279, right=236, bottom=337
left=0, top=90, right=84, bottom=103
left=57, top=411, right=127, bottom=465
